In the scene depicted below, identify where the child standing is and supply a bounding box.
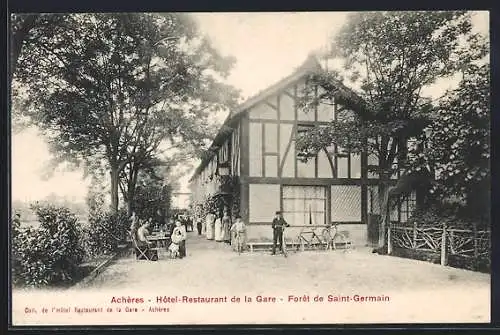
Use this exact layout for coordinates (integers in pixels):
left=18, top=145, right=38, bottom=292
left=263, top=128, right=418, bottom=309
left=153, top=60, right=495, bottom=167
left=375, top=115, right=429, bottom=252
left=171, top=221, right=187, bottom=259
left=230, top=215, right=246, bottom=253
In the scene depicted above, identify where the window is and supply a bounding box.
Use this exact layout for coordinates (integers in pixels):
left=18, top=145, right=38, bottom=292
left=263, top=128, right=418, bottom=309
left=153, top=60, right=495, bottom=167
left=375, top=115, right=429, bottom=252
left=331, top=185, right=361, bottom=221
left=282, top=186, right=326, bottom=226
left=400, top=192, right=417, bottom=223
left=336, top=106, right=357, bottom=123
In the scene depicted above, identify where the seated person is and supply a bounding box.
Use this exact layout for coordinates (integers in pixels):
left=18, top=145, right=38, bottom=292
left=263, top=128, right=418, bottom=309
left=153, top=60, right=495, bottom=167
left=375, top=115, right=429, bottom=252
left=135, top=221, right=156, bottom=260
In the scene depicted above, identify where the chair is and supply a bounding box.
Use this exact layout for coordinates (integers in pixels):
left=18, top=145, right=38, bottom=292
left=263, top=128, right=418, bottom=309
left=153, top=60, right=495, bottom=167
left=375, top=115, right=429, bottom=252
left=130, top=231, right=159, bottom=261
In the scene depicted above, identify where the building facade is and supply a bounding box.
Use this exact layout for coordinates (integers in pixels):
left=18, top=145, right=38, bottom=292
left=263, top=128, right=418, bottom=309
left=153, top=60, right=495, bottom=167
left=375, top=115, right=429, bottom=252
left=189, top=56, right=414, bottom=246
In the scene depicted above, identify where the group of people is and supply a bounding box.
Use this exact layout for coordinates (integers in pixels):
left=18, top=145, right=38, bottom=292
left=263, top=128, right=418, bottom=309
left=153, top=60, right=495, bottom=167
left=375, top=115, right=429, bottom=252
left=129, top=211, right=187, bottom=261
left=194, top=208, right=290, bottom=255
left=192, top=207, right=247, bottom=252
left=129, top=206, right=291, bottom=259
left=200, top=209, right=233, bottom=243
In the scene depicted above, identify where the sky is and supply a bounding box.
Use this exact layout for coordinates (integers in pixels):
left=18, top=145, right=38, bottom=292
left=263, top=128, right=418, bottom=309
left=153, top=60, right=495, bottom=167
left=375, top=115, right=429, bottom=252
left=11, top=11, right=489, bottom=203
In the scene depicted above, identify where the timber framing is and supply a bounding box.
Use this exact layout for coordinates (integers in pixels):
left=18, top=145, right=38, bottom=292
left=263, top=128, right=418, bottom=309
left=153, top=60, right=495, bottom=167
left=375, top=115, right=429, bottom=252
left=190, top=54, right=404, bottom=242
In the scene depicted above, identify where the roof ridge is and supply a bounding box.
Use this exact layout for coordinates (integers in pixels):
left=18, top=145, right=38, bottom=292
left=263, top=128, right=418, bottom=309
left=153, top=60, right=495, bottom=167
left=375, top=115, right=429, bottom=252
left=189, top=54, right=325, bottom=182
left=231, top=54, right=322, bottom=114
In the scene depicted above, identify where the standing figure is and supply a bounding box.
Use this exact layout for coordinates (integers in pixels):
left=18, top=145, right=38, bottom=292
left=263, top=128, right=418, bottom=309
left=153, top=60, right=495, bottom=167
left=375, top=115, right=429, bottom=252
left=202, top=211, right=207, bottom=236
left=222, top=209, right=231, bottom=244
left=172, top=220, right=187, bottom=258
left=230, top=215, right=246, bottom=253
left=205, top=211, right=215, bottom=240
left=129, top=211, right=139, bottom=236
left=196, top=216, right=203, bottom=235
left=271, top=211, right=290, bottom=255
left=214, top=211, right=223, bottom=242
left=168, top=238, right=180, bottom=258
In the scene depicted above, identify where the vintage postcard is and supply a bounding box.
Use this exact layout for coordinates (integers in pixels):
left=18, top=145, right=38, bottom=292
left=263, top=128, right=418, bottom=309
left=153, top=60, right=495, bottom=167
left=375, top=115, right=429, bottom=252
left=10, top=11, right=490, bottom=326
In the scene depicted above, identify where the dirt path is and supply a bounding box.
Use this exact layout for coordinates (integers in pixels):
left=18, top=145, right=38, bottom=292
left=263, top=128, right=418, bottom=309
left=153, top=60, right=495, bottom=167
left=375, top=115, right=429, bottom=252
left=13, top=232, right=490, bottom=324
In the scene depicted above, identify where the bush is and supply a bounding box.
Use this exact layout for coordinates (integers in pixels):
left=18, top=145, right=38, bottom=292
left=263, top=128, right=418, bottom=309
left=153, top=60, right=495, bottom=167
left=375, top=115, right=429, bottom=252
left=407, top=203, right=488, bottom=230
left=82, top=209, right=129, bottom=257
left=12, top=203, right=85, bottom=287
left=397, top=203, right=490, bottom=273
left=11, top=212, right=23, bottom=285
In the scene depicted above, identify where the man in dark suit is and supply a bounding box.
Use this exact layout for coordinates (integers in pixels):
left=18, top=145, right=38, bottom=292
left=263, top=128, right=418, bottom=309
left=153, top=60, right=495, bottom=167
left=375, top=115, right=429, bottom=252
left=271, top=211, right=290, bottom=255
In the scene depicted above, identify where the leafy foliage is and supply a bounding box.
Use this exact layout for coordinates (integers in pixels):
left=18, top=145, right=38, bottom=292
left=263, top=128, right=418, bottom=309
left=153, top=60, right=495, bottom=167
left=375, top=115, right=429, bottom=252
left=406, top=203, right=486, bottom=229
left=297, top=11, right=477, bottom=172
left=12, top=203, right=85, bottom=287
left=10, top=14, right=67, bottom=75
left=13, top=13, right=240, bottom=212
left=11, top=212, right=23, bottom=284
left=81, top=209, right=129, bottom=257
left=131, top=176, right=172, bottom=222
left=295, top=11, right=485, bottom=248
left=407, top=63, right=490, bottom=216
left=202, top=196, right=221, bottom=216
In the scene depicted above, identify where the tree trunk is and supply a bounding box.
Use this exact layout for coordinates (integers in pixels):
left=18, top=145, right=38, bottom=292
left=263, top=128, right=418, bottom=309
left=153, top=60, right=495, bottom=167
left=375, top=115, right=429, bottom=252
left=110, top=166, right=119, bottom=213
left=378, top=178, right=390, bottom=249
left=126, top=165, right=139, bottom=217
left=127, top=200, right=133, bottom=217
left=11, top=14, right=39, bottom=77
left=126, top=186, right=135, bottom=217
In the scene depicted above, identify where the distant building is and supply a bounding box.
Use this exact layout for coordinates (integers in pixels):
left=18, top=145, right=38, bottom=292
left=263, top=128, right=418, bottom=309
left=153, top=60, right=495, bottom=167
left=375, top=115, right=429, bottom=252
left=189, top=55, right=415, bottom=246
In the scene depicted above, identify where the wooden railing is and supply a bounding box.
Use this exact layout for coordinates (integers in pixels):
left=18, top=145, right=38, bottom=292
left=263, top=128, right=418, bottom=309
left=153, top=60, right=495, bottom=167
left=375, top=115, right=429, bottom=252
left=389, top=222, right=490, bottom=269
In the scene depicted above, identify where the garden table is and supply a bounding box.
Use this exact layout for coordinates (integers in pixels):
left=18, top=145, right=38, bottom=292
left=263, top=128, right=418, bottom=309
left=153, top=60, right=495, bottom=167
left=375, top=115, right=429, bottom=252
left=148, top=233, right=170, bottom=249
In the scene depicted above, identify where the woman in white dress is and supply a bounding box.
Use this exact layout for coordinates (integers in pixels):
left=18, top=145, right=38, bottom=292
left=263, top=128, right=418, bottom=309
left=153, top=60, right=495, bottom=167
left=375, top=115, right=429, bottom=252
left=206, top=211, right=215, bottom=240
left=214, top=214, right=223, bottom=242
left=222, top=210, right=231, bottom=244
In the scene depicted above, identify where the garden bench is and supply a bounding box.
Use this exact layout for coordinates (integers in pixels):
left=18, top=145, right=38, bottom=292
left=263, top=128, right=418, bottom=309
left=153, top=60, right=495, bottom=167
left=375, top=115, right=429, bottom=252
left=247, top=241, right=302, bottom=252
left=246, top=240, right=352, bottom=252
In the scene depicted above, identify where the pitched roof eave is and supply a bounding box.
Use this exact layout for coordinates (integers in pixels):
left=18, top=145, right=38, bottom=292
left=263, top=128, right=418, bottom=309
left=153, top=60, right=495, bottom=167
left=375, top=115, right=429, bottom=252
left=189, top=54, right=369, bottom=183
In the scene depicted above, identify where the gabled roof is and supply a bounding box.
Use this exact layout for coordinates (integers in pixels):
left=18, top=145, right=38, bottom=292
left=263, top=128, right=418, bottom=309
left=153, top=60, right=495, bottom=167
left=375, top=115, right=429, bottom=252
left=189, top=53, right=367, bottom=182
left=228, top=53, right=323, bottom=120
left=189, top=54, right=323, bottom=182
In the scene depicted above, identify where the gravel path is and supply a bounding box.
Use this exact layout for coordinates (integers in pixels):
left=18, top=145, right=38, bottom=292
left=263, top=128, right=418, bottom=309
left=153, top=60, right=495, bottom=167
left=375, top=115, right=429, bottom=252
left=13, top=232, right=490, bottom=324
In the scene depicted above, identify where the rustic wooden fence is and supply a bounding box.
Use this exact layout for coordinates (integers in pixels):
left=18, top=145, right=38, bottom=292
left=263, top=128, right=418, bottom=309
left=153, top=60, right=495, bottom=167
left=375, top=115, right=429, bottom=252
left=389, top=221, right=490, bottom=271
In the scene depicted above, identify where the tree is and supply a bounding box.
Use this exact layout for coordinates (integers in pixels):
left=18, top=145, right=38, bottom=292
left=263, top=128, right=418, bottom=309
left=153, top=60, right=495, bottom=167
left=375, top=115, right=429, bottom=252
left=10, top=14, right=40, bottom=76
left=131, top=168, right=172, bottom=222
left=296, top=11, right=483, bottom=249
left=117, top=105, right=217, bottom=215
left=10, top=14, right=75, bottom=132
left=13, top=13, right=239, bottom=213
left=407, top=62, right=490, bottom=222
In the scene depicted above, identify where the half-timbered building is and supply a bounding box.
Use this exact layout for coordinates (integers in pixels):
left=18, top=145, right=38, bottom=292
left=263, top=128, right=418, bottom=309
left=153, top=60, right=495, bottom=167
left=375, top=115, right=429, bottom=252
left=189, top=55, right=414, bottom=246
